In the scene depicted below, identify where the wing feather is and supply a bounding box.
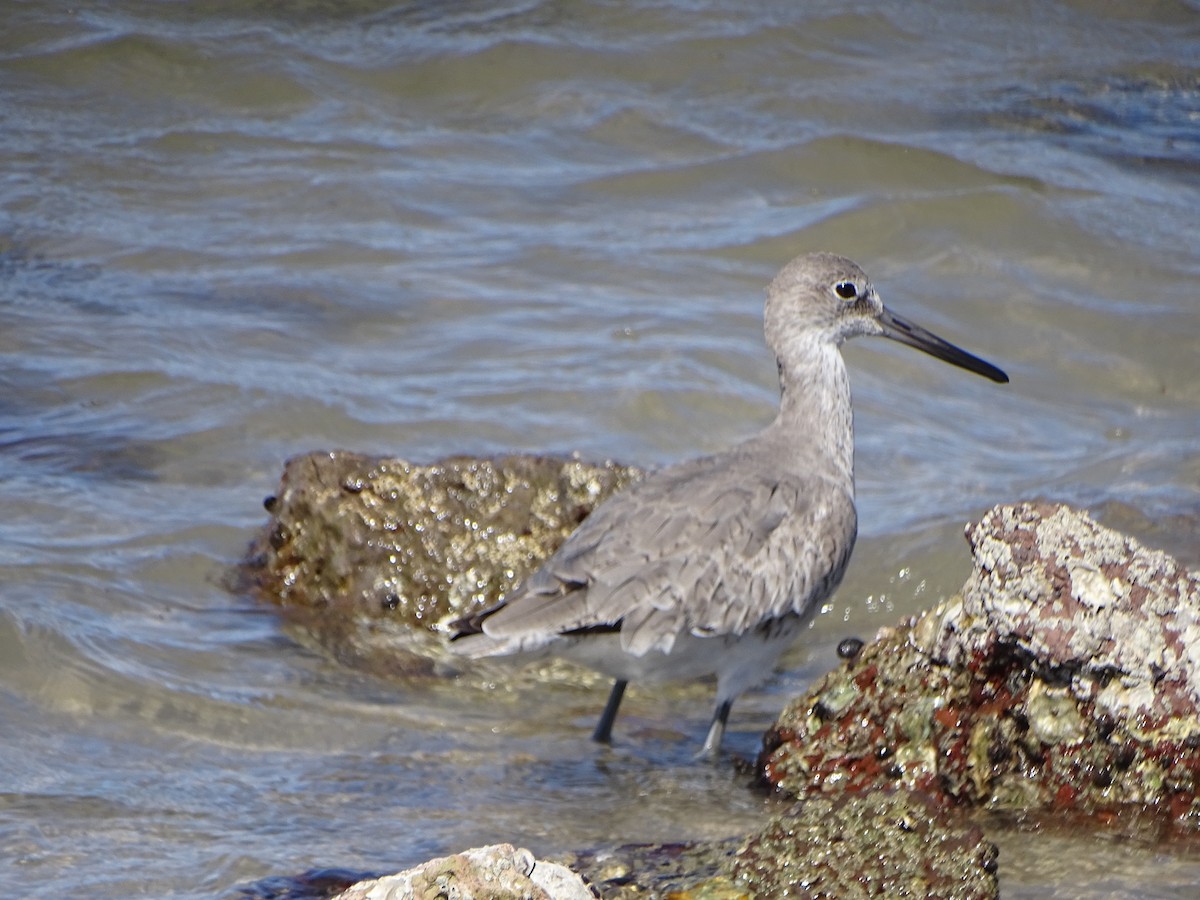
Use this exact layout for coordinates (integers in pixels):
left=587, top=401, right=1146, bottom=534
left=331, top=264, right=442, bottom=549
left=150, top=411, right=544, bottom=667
left=477, top=450, right=856, bottom=656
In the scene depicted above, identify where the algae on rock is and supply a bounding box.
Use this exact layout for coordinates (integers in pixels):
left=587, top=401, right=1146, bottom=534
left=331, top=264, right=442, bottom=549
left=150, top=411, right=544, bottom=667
left=237, top=450, right=640, bottom=673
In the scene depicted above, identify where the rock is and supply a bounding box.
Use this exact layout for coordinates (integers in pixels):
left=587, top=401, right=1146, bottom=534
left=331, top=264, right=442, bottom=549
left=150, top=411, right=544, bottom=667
left=759, top=501, right=1200, bottom=827
left=929, top=501, right=1200, bottom=738
left=564, top=792, right=996, bottom=899
left=235, top=451, right=640, bottom=673
left=331, top=843, right=593, bottom=900
left=731, top=790, right=998, bottom=899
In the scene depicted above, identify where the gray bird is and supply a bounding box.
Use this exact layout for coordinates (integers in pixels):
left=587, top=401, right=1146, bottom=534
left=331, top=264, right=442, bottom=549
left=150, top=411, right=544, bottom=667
left=451, top=252, right=1007, bottom=756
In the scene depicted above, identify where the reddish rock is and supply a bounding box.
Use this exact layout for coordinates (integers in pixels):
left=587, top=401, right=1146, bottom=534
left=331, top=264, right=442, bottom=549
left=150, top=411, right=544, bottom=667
left=759, top=502, right=1200, bottom=829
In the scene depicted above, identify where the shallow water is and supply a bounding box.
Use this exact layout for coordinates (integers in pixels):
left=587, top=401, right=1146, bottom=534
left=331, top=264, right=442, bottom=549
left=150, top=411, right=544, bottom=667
left=2, top=1, right=1199, bottom=896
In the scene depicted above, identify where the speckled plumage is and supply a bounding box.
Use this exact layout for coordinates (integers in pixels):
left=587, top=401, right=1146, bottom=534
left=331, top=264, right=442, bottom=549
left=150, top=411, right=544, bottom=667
left=452, top=252, right=1006, bottom=755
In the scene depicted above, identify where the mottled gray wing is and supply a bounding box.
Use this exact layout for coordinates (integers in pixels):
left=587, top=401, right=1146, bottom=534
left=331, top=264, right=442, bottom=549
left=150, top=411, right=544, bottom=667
left=479, top=453, right=856, bottom=656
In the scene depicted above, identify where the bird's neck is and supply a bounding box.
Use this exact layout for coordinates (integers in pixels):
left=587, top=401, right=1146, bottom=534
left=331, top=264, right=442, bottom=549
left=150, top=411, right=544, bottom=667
left=770, top=340, right=855, bottom=487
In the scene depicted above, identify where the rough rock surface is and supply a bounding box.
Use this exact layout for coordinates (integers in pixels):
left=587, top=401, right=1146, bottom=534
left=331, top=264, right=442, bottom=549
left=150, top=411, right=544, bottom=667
left=236, top=450, right=640, bottom=672
left=566, top=791, right=997, bottom=899
left=929, top=501, right=1200, bottom=737
left=731, top=790, right=998, bottom=899
left=332, top=843, right=593, bottom=900
left=759, top=501, right=1200, bottom=826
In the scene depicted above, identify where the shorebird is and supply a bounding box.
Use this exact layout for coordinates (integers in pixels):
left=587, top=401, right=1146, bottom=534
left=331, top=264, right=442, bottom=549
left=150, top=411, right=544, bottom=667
left=451, top=252, right=1007, bottom=756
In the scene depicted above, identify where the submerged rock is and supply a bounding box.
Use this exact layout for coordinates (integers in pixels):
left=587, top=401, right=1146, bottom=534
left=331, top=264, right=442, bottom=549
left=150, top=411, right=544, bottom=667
left=236, top=450, right=640, bottom=673
left=563, top=837, right=743, bottom=898
left=759, top=501, right=1200, bottom=827
left=332, top=843, right=593, bottom=900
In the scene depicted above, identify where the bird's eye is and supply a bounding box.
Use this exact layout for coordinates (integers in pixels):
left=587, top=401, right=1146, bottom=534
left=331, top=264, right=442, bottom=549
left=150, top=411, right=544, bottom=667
left=834, top=281, right=858, bottom=300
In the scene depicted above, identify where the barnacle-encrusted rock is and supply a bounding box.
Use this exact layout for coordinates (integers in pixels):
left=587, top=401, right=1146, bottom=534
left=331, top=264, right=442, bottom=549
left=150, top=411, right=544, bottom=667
left=731, top=790, right=998, bottom=899
left=562, top=791, right=997, bottom=900
left=759, top=501, right=1200, bottom=827
left=928, top=501, right=1200, bottom=739
left=236, top=450, right=640, bottom=673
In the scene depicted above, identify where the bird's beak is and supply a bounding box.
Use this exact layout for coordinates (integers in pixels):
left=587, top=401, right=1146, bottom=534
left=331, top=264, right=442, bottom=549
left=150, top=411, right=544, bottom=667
left=879, top=307, right=1009, bottom=384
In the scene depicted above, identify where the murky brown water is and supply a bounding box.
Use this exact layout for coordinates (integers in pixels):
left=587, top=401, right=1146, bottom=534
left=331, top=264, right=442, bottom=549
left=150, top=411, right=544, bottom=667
left=2, top=1, right=1199, bottom=896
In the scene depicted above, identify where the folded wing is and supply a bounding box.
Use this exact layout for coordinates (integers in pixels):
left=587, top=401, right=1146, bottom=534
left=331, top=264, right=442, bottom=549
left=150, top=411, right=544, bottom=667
left=472, top=452, right=856, bottom=657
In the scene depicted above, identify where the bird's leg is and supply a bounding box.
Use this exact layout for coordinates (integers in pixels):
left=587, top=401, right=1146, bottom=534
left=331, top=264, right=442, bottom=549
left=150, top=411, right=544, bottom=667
left=592, top=679, right=628, bottom=743
left=695, top=698, right=733, bottom=760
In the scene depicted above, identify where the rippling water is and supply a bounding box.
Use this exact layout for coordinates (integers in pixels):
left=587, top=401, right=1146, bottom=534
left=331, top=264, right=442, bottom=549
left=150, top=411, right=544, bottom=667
left=2, top=1, right=1199, bottom=896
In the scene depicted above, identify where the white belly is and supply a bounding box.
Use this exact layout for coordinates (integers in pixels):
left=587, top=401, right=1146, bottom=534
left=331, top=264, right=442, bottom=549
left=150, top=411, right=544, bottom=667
left=556, top=615, right=803, bottom=694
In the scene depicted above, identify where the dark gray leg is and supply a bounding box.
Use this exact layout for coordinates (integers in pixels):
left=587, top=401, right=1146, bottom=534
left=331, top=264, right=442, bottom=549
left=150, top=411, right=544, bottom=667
left=697, top=698, right=733, bottom=759
left=592, top=679, right=627, bottom=743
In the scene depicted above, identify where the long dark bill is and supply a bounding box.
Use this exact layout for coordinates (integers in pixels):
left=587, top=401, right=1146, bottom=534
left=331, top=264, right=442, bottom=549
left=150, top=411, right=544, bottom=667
left=879, top=308, right=1009, bottom=384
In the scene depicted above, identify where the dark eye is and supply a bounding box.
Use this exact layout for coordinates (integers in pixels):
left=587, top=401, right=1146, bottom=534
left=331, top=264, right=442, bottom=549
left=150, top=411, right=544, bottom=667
left=834, top=281, right=858, bottom=300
